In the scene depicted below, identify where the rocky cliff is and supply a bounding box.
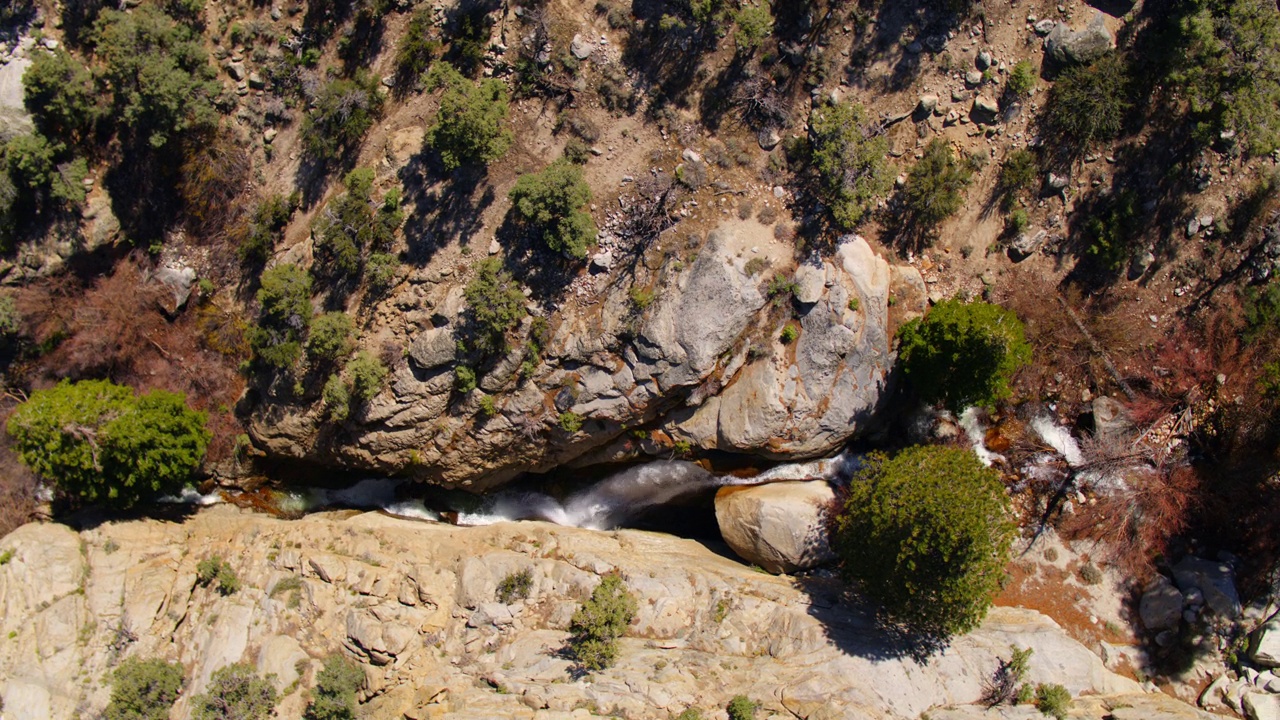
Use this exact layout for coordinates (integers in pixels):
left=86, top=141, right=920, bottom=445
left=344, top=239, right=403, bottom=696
left=247, top=229, right=926, bottom=491
left=0, top=507, right=1218, bottom=720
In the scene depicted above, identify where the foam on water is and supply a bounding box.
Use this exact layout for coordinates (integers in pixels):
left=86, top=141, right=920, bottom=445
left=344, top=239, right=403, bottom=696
left=1030, top=415, right=1085, bottom=467
left=958, top=407, right=1004, bottom=466
left=157, top=487, right=223, bottom=505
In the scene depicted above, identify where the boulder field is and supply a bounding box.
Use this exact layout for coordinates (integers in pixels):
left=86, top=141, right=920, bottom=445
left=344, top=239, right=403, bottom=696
left=0, top=506, right=1219, bottom=720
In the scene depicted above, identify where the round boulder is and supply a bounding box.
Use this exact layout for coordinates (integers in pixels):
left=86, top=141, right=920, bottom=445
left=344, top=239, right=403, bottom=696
left=715, top=481, right=837, bottom=574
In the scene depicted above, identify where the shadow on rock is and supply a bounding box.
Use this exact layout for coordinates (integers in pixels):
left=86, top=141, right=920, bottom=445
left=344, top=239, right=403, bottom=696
left=794, top=571, right=948, bottom=664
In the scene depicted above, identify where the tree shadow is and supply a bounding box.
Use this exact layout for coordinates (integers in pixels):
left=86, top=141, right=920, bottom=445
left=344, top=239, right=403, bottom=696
left=338, top=9, right=388, bottom=78
left=842, top=1, right=971, bottom=96
left=397, top=155, right=496, bottom=266
left=441, top=0, right=501, bottom=78
left=621, top=0, right=716, bottom=118
left=495, top=212, right=579, bottom=309
left=794, top=572, right=948, bottom=664
left=102, top=143, right=183, bottom=246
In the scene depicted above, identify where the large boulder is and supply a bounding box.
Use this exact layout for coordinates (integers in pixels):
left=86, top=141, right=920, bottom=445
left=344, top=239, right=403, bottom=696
left=1171, top=556, right=1241, bottom=618
left=1138, top=576, right=1184, bottom=632
left=1250, top=610, right=1280, bottom=668
left=1045, top=13, right=1115, bottom=66
left=714, top=481, right=836, bottom=574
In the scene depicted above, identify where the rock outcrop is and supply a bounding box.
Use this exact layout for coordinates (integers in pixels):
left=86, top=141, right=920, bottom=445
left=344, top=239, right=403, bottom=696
left=714, top=481, right=836, bottom=574
left=0, top=507, right=1172, bottom=720
left=247, top=226, right=923, bottom=490
left=1045, top=13, right=1116, bottom=66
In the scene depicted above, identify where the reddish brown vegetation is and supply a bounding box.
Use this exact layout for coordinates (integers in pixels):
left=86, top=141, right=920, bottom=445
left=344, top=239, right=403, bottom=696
left=0, top=404, right=39, bottom=538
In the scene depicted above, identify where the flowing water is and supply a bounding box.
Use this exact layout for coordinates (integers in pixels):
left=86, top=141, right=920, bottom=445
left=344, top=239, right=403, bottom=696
left=1029, top=415, right=1085, bottom=467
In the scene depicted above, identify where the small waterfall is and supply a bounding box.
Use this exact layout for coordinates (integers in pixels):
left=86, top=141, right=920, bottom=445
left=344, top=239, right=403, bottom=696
left=958, top=408, right=1004, bottom=467
left=157, top=487, right=223, bottom=506
left=1030, top=415, right=1085, bottom=467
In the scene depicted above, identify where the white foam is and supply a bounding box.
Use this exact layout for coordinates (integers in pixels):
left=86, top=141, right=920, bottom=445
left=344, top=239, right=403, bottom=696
left=958, top=407, right=1004, bottom=466
left=157, top=487, right=222, bottom=505
left=1030, top=415, right=1085, bottom=467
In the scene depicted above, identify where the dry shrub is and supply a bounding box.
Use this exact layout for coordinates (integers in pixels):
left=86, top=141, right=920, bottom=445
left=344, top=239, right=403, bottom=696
left=179, top=131, right=253, bottom=243
left=0, top=403, right=39, bottom=538
left=1061, top=464, right=1201, bottom=581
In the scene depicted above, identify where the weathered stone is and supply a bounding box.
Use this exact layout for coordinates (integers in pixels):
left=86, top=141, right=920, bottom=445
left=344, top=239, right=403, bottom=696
left=570, top=34, right=592, bottom=60
left=965, top=70, right=984, bottom=87
left=1172, top=556, right=1241, bottom=618
left=971, top=96, right=1000, bottom=124
left=1045, top=13, right=1115, bottom=66
left=916, top=94, right=939, bottom=115
left=408, top=327, right=457, bottom=371
left=1245, top=693, right=1280, bottom=720
left=715, top=481, right=836, bottom=574
left=257, top=635, right=309, bottom=691
left=793, top=263, right=826, bottom=304
left=1010, top=230, right=1048, bottom=260
left=1139, top=576, right=1184, bottom=632
left=1092, top=396, right=1132, bottom=443
left=1250, top=610, right=1280, bottom=668
left=758, top=127, right=781, bottom=150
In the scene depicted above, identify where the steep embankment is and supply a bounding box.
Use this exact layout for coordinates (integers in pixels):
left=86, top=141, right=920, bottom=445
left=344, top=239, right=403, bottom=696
left=0, top=508, right=1219, bottom=720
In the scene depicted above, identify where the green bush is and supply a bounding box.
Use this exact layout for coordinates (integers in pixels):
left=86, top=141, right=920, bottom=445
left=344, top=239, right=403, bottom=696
left=559, top=411, right=584, bottom=433
left=1005, top=209, right=1029, bottom=236
left=901, top=138, right=976, bottom=232
left=425, top=62, right=513, bottom=170
left=895, top=298, right=1032, bottom=412
left=308, top=312, right=355, bottom=363
left=251, top=264, right=313, bottom=369
left=238, top=194, right=296, bottom=265
left=345, top=351, right=387, bottom=403
left=1004, top=60, right=1036, bottom=100
left=365, top=252, right=400, bottom=294
left=0, top=294, right=19, bottom=337
left=779, top=324, right=798, bottom=344
left=675, top=710, right=704, bottom=720
left=497, top=568, right=533, bottom=603
left=463, top=258, right=528, bottom=353
left=567, top=574, right=637, bottom=673
left=394, top=7, right=439, bottom=90
left=982, top=645, right=1033, bottom=706
left=323, top=373, right=351, bottom=421
left=1034, top=684, right=1071, bottom=720
left=21, top=47, right=98, bottom=143
left=7, top=380, right=210, bottom=508
left=192, top=663, right=277, bottom=720
left=301, top=73, right=384, bottom=161
left=4, top=133, right=88, bottom=207
left=726, top=696, right=758, bottom=720
left=1041, top=53, right=1130, bottom=159
left=196, top=556, right=240, bottom=595
left=104, top=657, right=184, bottom=720
left=509, top=159, right=597, bottom=259
left=808, top=101, right=891, bottom=229
left=833, top=446, right=1015, bottom=641
left=1083, top=188, right=1142, bottom=270
left=478, top=394, right=497, bottom=417
left=1244, top=281, right=1280, bottom=342
left=733, top=4, right=772, bottom=53
left=454, top=365, right=477, bottom=394
left=303, top=654, right=364, bottom=720
left=313, top=168, right=402, bottom=280
left=1172, top=0, right=1280, bottom=154
left=996, top=149, right=1038, bottom=210
left=91, top=5, right=219, bottom=149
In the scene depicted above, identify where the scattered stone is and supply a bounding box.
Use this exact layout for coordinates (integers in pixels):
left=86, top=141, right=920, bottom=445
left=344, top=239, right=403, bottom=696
left=793, top=264, right=825, bottom=305
left=570, top=34, right=592, bottom=60
left=758, top=127, right=781, bottom=150
left=263, top=128, right=277, bottom=143
left=906, top=40, right=924, bottom=54
left=1128, top=250, right=1155, bottom=279
left=916, top=94, right=939, bottom=115
left=1092, top=396, right=1133, bottom=443
left=226, top=61, right=246, bottom=81
left=773, top=186, right=786, bottom=198
left=976, top=50, right=993, bottom=69
left=488, top=239, right=500, bottom=255
left=971, top=96, right=1000, bottom=124
left=153, top=264, right=197, bottom=315
left=1244, top=693, right=1280, bottom=720
left=965, top=70, right=984, bottom=87
left=408, top=327, right=458, bottom=371
left=1009, top=229, right=1048, bottom=260
left=682, top=148, right=702, bottom=163
left=590, top=250, right=614, bottom=273
left=248, top=72, right=265, bottom=90
left=1034, top=19, right=1057, bottom=35
left=1187, top=217, right=1202, bottom=236
left=1047, top=172, right=1070, bottom=190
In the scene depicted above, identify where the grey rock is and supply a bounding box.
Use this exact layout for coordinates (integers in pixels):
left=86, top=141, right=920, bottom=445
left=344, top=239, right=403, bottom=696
left=248, top=72, right=265, bottom=90
left=570, top=34, right=592, bottom=60
left=1034, top=19, right=1057, bottom=35
left=153, top=264, right=197, bottom=315
left=971, top=96, right=1000, bottom=124
left=590, top=250, right=614, bottom=273
left=1245, top=693, right=1280, bottom=720
left=681, top=148, right=702, bottom=163
left=758, top=127, right=781, bottom=150
left=226, top=61, right=246, bottom=81
left=1045, top=13, right=1115, bottom=66
left=965, top=70, right=984, bottom=87
left=1129, top=250, right=1155, bottom=279
left=715, top=481, right=836, bottom=574
left=1187, top=217, right=1202, bottom=236
left=1092, top=396, right=1132, bottom=443
left=793, top=263, right=825, bottom=304
left=1047, top=172, right=1070, bottom=190
left=1139, top=576, right=1184, bottom=632
left=1009, top=229, right=1048, bottom=260
left=976, top=50, right=993, bottom=69
left=1172, top=557, right=1241, bottom=618
left=408, top=327, right=457, bottom=371
left=1250, top=610, right=1280, bottom=668
left=916, top=94, right=939, bottom=115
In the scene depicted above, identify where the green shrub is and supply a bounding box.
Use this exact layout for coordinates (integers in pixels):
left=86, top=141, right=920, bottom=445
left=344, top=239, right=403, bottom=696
left=314, top=168, right=402, bottom=280
left=346, top=351, right=387, bottom=403
left=365, top=252, right=400, bottom=294
left=901, top=138, right=976, bottom=232
left=425, top=62, right=513, bottom=170
left=996, top=149, right=1039, bottom=209
left=196, top=556, right=240, bottom=595
left=982, top=645, right=1033, bottom=707
left=4, top=133, right=88, bottom=206
left=1041, top=53, right=1130, bottom=159
left=303, top=654, right=364, bottom=720
left=733, top=4, right=773, bottom=53
left=6, top=380, right=210, bottom=508
left=192, top=663, right=277, bottom=720
left=1005, top=60, right=1036, bottom=99
left=21, top=47, right=98, bottom=143
left=808, top=101, right=891, bottom=229
left=1172, top=0, right=1280, bottom=154
left=464, top=258, right=528, bottom=353
left=766, top=273, right=799, bottom=305
left=497, top=568, right=533, bottom=603
left=1244, top=281, right=1280, bottom=342
left=629, top=286, right=655, bottom=311
left=559, top=411, right=584, bottom=433
left=454, top=365, right=477, bottom=394
left=105, top=657, right=184, bottom=720
left=308, top=312, right=355, bottom=363
left=91, top=5, right=219, bottom=149
left=567, top=574, right=637, bottom=673
left=895, top=298, right=1032, bottom=412
left=478, top=394, right=497, bottom=417
left=394, top=7, right=439, bottom=90
left=238, top=193, right=296, bottom=265
left=779, top=324, right=798, bottom=344
left=563, top=138, right=592, bottom=165
left=251, top=264, right=313, bottom=369
left=1083, top=188, right=1142, bottom=270
left=726, top=696, right=758, bottom=720
left=323, top=373, right=351, bottom=421
left=847, top=296, right=860, bottom=312
left=744, top=257, right=769, bottom=276
left=1078, top=563, right=1103, bottom=585
left=675, top=710, right=704, bottom=720
left=832, top=445, right=1015, bottom=641
left=1005, top=209, right=1030, bottom=235
left=301, top=73, right=384, bottom=161
left=508, top=159, right=596, bottom=259
left=0, top=295, right=18, bottom=338
left=1034, top=684, right=1071, bottom=720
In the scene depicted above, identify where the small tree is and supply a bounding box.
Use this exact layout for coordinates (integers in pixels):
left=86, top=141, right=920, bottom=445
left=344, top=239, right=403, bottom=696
left=567, top=574, right=637, bottom=673
left=308, top=312, right=355, bottom=363
left=313, top=168, right=402, bottom=280
left=901, top=138, right=976, bottom=233
left=1041, top=53, right=1131, bottom=161
left=464, top=258, right=527, bottom=353
left=995, top=149, right=1039, bottom=211
left=808, top=101, right=891, bottom=229
left=192, top=663, right=277, bottom=720
left=6, top=380, right=211, bottom=508
left=21, top=47, right=98, bottom=143
left=303, top=654, right=364, bottom=720
left=832, top=446, right=1015, bottom=642
left=733, top=4, right=772, bottom=53
left=237, top=193, right=296, bottom=265
left=895, top=298, right=1032, bottom=412
left=251, top=264, right=313, bottom=369
left=323, top=373, right=352, bottom=421
left=105, top=657, right=185, bottom=720
left=345, top=351, right=387, bottom=403
left=301, top=73, right=384, bottom=161
left=394, top=6, right=439, bottom=91
left=1034, top=684, right=1071, bottom=720
left=726, top=696, right=758, bottom=720
left=424, top=62, right=513, bottom=170
left=1004, top=60, right=1036, bottom=101
left=508, top=159, right=596, bottom=258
